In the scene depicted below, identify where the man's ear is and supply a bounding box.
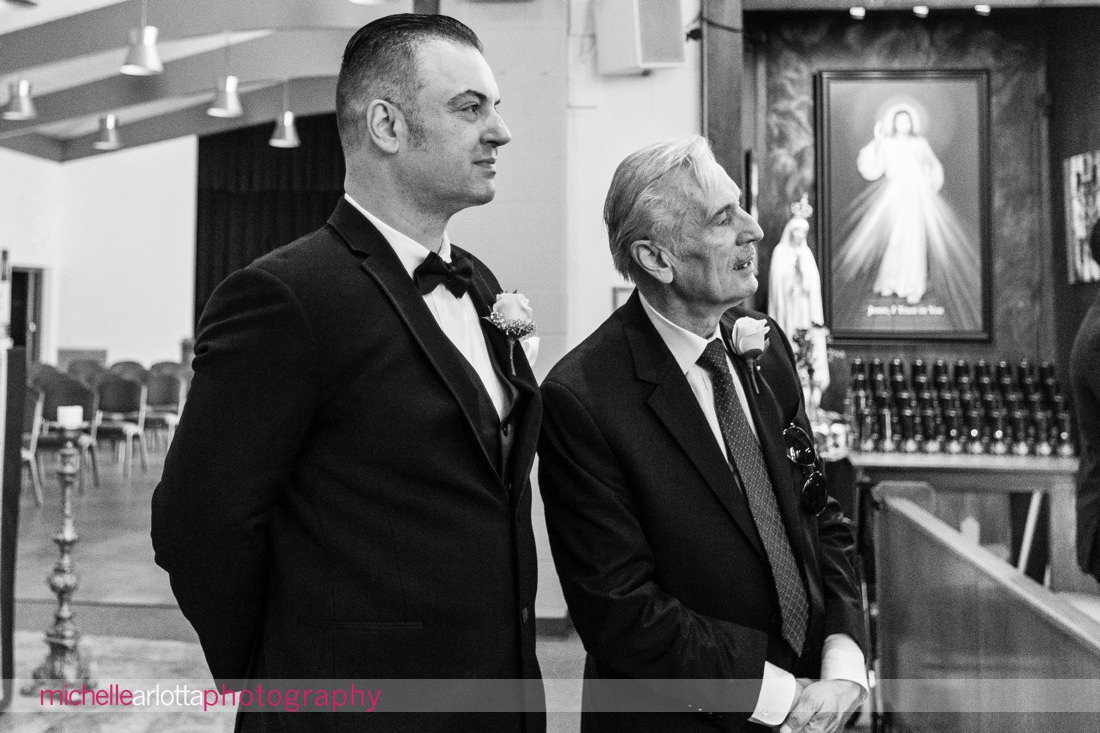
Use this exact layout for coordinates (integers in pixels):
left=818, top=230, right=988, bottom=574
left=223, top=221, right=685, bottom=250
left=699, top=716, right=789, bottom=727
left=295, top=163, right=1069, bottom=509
left=630, top=240, right=674, bottom=285
left=366, top=99, right=402, bottom=154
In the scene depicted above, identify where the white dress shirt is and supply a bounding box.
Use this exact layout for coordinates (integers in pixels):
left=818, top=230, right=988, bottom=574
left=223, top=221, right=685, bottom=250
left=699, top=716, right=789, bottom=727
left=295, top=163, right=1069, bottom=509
left=638, top=293, right=867, bottom=725
left=345, top=194, right=509, bottom=420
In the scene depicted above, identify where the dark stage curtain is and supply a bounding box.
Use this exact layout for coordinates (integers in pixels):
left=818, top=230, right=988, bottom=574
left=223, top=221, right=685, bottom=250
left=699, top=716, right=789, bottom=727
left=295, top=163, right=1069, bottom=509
left=194, top=113, right=345, bottom=327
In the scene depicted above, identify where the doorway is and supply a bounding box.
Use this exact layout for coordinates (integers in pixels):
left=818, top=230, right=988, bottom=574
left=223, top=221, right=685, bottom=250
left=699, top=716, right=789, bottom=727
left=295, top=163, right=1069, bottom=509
left=11, top=267, right=43, bottom=363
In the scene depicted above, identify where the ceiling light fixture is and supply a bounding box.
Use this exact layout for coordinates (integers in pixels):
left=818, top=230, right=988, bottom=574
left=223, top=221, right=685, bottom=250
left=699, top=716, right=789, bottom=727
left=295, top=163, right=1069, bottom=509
left=93, top=114, right=122, bottom=151
left=1, top=79, right=37, bottom=121
left=208, top=75, right=243, bottom=118
left=120, top=0, right=163, bottom=76
left=974, top=4, right=991, bottom=14
left=269, top=82, right=300, bottom=149
left=849, top=6, right=866, bottom=19
left=913, top=5, right=930, bottom=16
left=207, top=33, right=243, bottom=118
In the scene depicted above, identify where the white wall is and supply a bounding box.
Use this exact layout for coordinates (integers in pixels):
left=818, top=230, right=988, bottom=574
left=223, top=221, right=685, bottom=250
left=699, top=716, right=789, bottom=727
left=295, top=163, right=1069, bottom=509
left=4, top=1, right=703, bottom=373
left=445, top=0, right=569, bottom=380
left=0, top=147, right=63, bottom=361
left=443, top=0, right=704, bottom=371
left=1, top=138, right=196, bottom=368
left=565, top=0, right=703, bottom=347
left=56, top=136, right=197, bottom=366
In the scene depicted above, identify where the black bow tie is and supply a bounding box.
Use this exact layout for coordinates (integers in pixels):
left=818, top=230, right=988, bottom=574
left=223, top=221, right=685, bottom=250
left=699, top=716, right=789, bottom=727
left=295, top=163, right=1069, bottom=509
left=413, top=250, right=474, bottom=298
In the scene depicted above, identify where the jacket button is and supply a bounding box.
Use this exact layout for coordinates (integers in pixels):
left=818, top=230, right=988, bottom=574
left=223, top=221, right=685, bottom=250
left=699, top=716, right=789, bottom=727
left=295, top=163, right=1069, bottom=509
left=521, top=607, right=530, bottom=624
left=502, top=423, right=511, bottom=437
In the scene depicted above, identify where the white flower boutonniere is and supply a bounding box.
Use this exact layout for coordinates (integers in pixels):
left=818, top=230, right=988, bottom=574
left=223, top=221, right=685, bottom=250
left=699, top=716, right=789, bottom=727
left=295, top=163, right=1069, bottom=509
left=485, top=292, right=538, bottom=375
left=730, top=316, right=770, bottom=394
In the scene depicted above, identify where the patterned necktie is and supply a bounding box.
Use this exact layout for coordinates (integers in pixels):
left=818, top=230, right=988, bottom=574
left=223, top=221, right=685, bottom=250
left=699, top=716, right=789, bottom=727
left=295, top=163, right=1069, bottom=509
left=697, top=338, right=809, bottom=654
left=413, top=250, right=474, bottom=297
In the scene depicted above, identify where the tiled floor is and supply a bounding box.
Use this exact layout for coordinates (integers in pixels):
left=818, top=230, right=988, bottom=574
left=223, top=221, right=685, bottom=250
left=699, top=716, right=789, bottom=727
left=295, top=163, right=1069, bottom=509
left=9, top=442, right=876, bottom=732
left=10, top=444, right=585, bottom=731
left=3, top=630, right=586, bottom=732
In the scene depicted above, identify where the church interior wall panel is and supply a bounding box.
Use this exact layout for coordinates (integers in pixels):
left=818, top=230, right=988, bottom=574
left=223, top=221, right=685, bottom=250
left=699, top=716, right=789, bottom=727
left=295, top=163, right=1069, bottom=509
left=745, top=12, right=1049, bottom=373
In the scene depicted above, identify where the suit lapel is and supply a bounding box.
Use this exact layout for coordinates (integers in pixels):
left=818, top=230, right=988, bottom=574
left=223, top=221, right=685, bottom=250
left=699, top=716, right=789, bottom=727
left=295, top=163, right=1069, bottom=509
left=465, top=259, right=543, bottom=503
left=327, top=200, right=500, bottom=480
left=465, top=262, right=525, bottom=406
left=621, top=295, right=766, bottom=559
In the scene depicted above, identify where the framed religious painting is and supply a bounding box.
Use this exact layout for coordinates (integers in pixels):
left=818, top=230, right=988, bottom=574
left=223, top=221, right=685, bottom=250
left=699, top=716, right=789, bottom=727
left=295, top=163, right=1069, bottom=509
left=815, top=70, right=992, bottom=341
left=1064, top=149, right=1100, bottom=284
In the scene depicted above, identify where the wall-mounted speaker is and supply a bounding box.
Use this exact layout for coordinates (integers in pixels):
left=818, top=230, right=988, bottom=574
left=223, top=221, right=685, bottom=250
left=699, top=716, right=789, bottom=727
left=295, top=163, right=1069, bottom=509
left=595, top=0, right=686, bottom=76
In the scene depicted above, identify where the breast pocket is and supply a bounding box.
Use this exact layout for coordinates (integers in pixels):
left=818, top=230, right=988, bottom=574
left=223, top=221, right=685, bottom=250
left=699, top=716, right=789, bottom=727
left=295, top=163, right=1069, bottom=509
left=298, top=617, right=428, bottom=678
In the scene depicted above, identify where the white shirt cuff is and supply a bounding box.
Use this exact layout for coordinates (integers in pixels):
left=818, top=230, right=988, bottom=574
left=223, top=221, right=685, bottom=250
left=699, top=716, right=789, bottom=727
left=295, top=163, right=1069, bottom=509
left=821, top=633, right=868, bottom=692
left=748, top=634, right=867, bottom=726
left=749, top=661, right=797, bottom=726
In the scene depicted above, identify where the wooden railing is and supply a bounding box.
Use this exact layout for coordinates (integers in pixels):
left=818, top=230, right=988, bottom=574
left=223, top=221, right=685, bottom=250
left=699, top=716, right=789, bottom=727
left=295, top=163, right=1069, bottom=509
left=873, top=484, right=1100, bottom=732
left=853, top=453, right=1097, bottom=593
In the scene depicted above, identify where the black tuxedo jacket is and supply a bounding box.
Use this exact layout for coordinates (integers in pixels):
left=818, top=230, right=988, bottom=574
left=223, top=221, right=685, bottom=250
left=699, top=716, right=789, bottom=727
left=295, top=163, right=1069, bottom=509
left=538, top=292, right=865, bottom=732
left=151, top=198, right=544, bottom=732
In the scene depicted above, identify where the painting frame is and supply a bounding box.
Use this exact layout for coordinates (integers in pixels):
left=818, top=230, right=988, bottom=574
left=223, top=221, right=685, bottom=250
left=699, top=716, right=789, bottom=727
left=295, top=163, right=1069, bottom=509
left=1063, top=149, right=1100, bottom=284
left=815, top=70, right=992, bottom=342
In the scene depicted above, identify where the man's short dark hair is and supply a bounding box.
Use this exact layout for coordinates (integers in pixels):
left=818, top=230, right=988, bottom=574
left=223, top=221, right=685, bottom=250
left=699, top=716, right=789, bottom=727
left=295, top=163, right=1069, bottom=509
left=336, top=14, right=482, bottom=154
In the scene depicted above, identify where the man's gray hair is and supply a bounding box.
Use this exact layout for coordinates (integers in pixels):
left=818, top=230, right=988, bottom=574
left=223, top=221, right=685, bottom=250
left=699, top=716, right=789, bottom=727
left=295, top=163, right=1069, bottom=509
left=603, top=135, right=716, bottom=281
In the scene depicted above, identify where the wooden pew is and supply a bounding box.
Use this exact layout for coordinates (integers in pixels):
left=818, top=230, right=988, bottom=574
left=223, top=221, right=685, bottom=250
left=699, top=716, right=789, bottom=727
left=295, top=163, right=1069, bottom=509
left=873, top=482, right=1100, bottom=732
left=853, top=453, right=1099, bottom=593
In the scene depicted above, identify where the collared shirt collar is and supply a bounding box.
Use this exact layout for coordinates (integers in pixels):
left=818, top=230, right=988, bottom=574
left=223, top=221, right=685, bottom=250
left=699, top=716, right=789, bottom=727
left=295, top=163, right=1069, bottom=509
left=344, top=193, right=452, bottom=279
left=638, top=292, right=724, bottom=374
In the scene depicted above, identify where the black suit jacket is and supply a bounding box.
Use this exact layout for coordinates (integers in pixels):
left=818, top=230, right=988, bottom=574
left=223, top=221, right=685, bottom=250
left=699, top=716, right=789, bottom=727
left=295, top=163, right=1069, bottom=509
left=1071, top=293, right=1100, bottom=581
left=538, top=292, right=865, bottom=732
left=151, top=198, right=544, bottom=732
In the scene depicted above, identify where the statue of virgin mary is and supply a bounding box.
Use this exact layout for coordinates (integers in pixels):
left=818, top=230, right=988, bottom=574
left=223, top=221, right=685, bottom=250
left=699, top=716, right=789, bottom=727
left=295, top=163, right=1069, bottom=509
left=768, top=195, right=830, bottom=400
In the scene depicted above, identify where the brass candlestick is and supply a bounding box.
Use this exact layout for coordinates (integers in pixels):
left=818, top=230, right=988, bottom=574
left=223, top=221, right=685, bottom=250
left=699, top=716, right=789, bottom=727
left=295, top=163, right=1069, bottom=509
left=22, top=426, right=95, bottom=694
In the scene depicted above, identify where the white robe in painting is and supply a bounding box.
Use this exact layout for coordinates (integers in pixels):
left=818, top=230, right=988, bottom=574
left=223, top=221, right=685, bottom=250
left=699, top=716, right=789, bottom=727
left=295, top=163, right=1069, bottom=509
left=835, top=109, right=981, bottom=329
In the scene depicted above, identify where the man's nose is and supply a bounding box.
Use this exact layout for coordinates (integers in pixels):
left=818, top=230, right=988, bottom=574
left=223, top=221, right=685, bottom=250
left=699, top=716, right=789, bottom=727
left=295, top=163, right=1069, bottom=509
left=485, top=109, right=511, bottom=147
left=743, top=216, right=764, bottom=245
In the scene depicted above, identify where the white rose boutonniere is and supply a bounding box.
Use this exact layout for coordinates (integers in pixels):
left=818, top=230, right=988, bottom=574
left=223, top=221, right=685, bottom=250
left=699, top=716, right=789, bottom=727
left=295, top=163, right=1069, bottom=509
left=730, top=316, right=770, bottom=394
left=485, top=292, right=538, bottom=375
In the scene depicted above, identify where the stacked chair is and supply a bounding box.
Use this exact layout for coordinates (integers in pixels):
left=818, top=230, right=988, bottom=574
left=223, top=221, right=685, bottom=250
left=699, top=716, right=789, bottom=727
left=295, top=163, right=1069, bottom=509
left=145, top=369, right=184, bottom=450
left=22, top=358, right=187, bottom=498
left=144, top=361, right=185, bottom=451
left=21, top=388, right=45, bottom=505
left=66, top=358, right=107, bottom=388
left=109, top=360, right=149, bottom=384
left=27, top=361, right=58, bottom=387
left=28, top=370, right=100, bottom=496
left=93, top=371, right=148, bottom=478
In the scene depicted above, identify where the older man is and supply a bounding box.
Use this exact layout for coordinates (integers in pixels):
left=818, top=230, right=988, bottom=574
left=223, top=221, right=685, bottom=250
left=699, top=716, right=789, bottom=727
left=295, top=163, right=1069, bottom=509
left=152, top=14, right=543, bottom=733
left=539, top=136, right=866, bottom=732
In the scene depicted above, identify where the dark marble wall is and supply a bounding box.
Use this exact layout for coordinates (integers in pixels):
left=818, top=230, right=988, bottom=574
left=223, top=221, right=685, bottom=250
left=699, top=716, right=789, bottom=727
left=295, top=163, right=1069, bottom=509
left=744, top=11, right=1051, bottom=373
left=1047, top=8, right=1100, bottom=390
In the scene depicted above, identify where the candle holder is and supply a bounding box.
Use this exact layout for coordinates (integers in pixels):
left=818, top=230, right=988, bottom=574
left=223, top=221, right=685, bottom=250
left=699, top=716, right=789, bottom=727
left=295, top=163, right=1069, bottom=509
left=21, top=426, right=96, bottom=694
